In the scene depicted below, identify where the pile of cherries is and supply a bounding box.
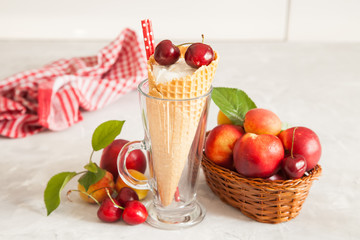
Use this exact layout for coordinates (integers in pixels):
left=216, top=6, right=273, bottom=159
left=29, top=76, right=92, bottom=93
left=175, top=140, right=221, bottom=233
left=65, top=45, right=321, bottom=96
left=154, top=39, right=214, bottom=68
left=94, top=187, right=147, bottom=224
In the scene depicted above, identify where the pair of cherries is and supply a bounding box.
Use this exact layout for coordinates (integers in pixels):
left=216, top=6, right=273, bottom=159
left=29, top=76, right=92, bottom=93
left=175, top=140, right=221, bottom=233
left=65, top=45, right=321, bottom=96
left=154, top=39, right=214, bottom=68
left=97, top=187, right=147, bottom=224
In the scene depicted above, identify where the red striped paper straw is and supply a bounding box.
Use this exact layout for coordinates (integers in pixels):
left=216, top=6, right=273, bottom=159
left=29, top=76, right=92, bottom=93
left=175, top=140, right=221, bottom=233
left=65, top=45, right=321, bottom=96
left=141, top=19, right=155, bottom=60
left=147, top=20, right=155, bottom=55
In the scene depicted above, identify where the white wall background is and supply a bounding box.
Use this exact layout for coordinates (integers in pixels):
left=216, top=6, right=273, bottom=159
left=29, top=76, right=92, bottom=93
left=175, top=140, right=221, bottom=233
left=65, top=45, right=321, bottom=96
left=0, top=0, right=359, bottom=42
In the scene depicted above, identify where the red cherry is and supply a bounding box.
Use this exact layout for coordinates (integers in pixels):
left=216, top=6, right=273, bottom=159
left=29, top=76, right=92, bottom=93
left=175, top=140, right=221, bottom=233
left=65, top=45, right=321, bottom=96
left=185, top=43, right=214, bottom=68
left=122, top=201, right=148, bottom=225
left=97, top=198, right=123, bottom=222
left=115, top=187, right=139, bottom=207
left=174, top=187, right=180, bottom=202
left=154, top=40, right=180, bottom=65
left=282, top=154, right=307, bottom=179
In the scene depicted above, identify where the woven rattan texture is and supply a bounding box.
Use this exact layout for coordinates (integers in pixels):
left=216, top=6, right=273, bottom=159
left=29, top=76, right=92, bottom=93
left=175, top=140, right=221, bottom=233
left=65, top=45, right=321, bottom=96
left=201, top=154, right=321, bottom=224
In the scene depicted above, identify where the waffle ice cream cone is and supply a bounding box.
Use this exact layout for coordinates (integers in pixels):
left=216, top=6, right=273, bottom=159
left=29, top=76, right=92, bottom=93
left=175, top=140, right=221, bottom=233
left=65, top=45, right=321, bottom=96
left=146, top=46, right=218, bottom=206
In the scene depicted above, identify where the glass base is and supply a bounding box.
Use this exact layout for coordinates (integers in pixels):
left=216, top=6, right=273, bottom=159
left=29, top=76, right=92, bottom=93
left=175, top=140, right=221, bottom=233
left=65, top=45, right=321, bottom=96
left=145, top=200, right=206, bottom=230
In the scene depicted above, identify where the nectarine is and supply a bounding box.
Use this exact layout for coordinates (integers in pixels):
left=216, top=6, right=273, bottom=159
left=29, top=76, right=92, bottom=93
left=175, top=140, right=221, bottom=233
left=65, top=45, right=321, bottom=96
left=78, top=171, right=115, bottom=204
left=100, top=139, right=146, bottom=180
left=217, top=110, right=233, bottom=125
left=278, top=126, right=321, bottom=171
left=205, top=124, right=244, bottom=169
left=233, top=133, right=284, bottom=178
left=266, top=171, right=286, bottom=181
left=244, top=108, right=281, bottom=135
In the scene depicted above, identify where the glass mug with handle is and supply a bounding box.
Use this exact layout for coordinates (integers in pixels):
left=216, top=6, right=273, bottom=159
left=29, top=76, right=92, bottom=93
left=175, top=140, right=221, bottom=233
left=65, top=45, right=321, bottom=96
left=117, top=79, right=212, bottom=229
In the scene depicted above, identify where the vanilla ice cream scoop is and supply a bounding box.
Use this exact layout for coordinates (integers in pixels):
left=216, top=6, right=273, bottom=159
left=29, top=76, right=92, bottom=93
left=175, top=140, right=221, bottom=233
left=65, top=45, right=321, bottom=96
left=152, top=58, right=196, bottom=84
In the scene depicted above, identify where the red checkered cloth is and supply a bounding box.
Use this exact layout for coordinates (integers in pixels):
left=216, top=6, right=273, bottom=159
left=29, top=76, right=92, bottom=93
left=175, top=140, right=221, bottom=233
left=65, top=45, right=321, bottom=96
left=0, top=28, right=147, bottom=138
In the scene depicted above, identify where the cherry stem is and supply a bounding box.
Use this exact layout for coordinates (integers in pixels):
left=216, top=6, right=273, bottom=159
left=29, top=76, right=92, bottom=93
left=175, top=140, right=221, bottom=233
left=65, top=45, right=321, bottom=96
left=177, top=35, right=205, bottom=47
left=290, top=127, right=298, bottom=158
left=88, top=186, right=114, bottom=197
left=105, top=188, right=124, bottom=210
left=67, top=189, right=101, bottom=206
left=177, top=42, right=193, bottom=47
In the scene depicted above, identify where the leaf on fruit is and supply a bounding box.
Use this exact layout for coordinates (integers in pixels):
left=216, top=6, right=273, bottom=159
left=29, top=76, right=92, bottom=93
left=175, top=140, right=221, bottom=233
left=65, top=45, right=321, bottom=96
left=91, top=120, right=125, bottom=151
left=84, top=161, right=98, bottom=173
left=78, top=165, right=106, bottom=191
left=212, top=87, right=257, bottom=125
left=44, top=171, right=77, bottom=216
left=281, top=122, right=291, bottom=131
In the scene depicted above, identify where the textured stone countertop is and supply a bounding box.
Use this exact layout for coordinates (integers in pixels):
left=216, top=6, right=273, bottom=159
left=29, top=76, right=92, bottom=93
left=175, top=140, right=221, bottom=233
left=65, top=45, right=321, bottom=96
left=0, top=40, right=359, bottom=240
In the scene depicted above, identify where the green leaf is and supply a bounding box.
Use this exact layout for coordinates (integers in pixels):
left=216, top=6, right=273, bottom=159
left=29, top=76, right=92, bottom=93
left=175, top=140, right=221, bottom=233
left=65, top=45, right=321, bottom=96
left=212, top=87, right=257, bottom=125
left=78, top=165, right=106, bottom=191
left=281, top=122, right=291, bottom=131
left=84, top=161, right=98, bottom=173
left=44, top=171, right=77, bottom=216
left=91, top=120, right=125, bottom=151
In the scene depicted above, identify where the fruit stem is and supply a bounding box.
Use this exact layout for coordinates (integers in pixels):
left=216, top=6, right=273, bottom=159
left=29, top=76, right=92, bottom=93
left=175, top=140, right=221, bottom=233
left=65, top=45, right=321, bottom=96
left=67, top=189, right=101, bottom=206
left=88, top=186, right=115, bottom=196
left=290, top=127, right=298, bottom=158
left=177, top=34, right=205, bottom=46
left=105, top=188, right=124, bottom=210
left=89, top=150, right=95, bottom=164
left=176, top=42, right=193, bottom=47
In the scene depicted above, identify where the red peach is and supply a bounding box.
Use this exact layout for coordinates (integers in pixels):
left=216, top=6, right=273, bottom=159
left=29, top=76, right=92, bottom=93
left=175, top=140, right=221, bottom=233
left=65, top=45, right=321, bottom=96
left=244, top=108, right=282, bottom=135
left=233, top=133, right=284, bottom=178
left=205, top=124, right=244, bottom=169
left=278, top=126, right=321, bottom=171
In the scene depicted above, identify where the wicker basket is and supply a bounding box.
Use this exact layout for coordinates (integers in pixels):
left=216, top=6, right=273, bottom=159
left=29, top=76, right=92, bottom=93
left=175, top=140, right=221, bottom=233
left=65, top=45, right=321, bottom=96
left=201, top=153, right=322, bottom=224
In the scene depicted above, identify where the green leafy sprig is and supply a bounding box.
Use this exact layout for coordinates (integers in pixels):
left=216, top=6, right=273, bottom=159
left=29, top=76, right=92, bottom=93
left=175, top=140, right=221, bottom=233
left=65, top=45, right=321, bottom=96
left=44, top=120, right=125, bottom=216
left=211, top=87, right=257, bottom=125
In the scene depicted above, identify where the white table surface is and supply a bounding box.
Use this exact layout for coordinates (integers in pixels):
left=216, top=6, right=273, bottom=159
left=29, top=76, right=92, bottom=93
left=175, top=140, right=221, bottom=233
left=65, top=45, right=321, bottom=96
left=0, top=40, right=359, bottom=240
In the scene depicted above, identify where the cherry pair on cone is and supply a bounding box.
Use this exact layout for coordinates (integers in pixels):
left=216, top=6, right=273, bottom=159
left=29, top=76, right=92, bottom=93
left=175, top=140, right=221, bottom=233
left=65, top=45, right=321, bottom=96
left=154, top=38, right=214, bottom=68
